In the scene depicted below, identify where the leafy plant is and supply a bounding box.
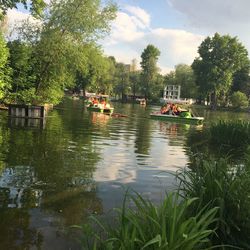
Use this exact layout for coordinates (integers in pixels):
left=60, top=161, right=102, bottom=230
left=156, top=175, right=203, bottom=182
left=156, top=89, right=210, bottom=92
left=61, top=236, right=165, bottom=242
left=81, top=191, right=218, bottom=250
left=230, top=91, right=249, bottom=108
left=177, top=157, right=250, bottom=248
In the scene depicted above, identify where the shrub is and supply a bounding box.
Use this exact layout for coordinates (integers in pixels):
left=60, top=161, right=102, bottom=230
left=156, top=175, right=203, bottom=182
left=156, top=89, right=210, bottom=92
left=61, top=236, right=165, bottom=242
left=230, top=91, right=248, bottom=109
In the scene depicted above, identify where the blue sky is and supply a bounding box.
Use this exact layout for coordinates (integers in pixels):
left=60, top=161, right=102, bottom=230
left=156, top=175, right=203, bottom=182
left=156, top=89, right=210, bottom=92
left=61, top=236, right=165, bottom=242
left=7, top=0, right=250, bottom=74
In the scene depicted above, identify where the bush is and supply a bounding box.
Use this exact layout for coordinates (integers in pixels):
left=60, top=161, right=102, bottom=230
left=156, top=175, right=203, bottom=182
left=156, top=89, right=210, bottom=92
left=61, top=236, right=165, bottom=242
left=230, top=91, right=248, bottom=108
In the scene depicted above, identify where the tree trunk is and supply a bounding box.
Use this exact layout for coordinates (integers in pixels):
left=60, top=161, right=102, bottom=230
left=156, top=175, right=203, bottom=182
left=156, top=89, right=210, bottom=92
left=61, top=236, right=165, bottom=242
left=210, top=91, right=217, bottom=110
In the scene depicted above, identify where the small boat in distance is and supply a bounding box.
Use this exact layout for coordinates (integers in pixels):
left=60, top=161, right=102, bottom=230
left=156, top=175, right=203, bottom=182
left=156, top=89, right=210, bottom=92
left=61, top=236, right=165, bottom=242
left=150, top=103, right=204, bottom=125
left=85, top=95, right=114, bottom=114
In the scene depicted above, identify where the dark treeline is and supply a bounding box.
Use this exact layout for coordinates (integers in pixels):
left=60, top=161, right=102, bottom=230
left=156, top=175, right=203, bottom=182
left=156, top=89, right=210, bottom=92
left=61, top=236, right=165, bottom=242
left=0, top=2, right=250, bottom=108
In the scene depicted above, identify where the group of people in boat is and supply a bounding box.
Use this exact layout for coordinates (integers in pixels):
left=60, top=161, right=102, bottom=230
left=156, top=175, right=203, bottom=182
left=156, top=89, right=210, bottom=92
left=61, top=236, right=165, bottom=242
left=87, top=97, right=112, bottom=109
left=160, top=103, right=192, bottom=117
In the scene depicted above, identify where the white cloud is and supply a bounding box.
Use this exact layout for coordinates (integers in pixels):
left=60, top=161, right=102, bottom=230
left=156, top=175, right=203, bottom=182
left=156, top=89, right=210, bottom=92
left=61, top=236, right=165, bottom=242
left=105, top=11, right=145, bottom=45
left=124, top=5, right=150, bottom=28
left=168, top=0, right=250, bottom=49
left=7, top=9, right=39, bottom=27
left=103, top=5, right=205, bottom=74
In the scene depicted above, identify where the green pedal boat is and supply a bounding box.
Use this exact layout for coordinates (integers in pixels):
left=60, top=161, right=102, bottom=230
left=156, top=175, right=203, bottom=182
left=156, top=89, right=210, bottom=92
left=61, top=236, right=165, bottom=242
left=150, top=111, right=204, bottom=125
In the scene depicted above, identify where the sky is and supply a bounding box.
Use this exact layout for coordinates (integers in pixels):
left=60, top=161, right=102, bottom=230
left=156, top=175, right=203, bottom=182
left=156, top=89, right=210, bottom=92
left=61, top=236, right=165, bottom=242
left=6, top=0, right=250, bottom=74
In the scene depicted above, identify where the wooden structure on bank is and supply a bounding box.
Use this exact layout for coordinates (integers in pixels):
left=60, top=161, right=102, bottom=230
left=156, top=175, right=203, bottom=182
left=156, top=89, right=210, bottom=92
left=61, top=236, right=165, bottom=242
left=8, top=104, right=52, bottom=119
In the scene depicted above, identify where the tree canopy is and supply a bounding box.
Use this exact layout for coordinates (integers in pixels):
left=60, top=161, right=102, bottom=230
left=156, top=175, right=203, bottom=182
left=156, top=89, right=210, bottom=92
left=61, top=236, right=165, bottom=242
left=192, top=33, right=250, bottom=108
left=0, top=0, right=46, bottom=18
left=8, top=0, right=117, bottom=104
left=0, top=32, right=10, bottom=100
left=140, top=44, right=160, bottom=100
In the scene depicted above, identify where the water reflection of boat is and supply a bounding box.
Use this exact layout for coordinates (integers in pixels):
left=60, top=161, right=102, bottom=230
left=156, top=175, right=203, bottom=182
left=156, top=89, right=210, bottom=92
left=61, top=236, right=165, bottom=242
left=150, top=112, right=204, bottom=124
left=91, top=112, right=111, bottom=124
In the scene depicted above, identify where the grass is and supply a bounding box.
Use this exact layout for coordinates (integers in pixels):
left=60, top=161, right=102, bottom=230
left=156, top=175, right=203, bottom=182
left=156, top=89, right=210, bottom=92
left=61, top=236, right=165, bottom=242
left=78, top=191, right=218, bottom=250
left=186, top=120, right=250, bottom=161
left=177, top=157, right=250, bottom=249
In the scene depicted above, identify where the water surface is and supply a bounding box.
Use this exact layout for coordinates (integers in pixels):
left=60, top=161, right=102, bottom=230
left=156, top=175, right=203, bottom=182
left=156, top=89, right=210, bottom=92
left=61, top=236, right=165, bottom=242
left=0, top=100, right=249, bottom=249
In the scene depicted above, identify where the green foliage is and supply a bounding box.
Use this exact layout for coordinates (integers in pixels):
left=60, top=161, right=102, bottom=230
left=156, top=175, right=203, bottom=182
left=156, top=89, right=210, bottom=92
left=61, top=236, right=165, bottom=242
left=140, top=44, right=160, bottom=100
left=0, top=32, right=10, bottom=101
left=186, top=120, right=250, bottom=160
left=231, top=65, right=250, bottom=96
left=210, top=120, right=250, bottom=151
left=178, top=158, right=250, bottom=248
left=83, top=192, right=217, bottom=250
left=7, top=40, right=37, bottom=103
left=113, top=62, right=130, bottom=100
left=230, top=91, right=248, bottom=108
left=13, top=0, right=117, bottom=104
left=0, top=0, right=46, bottom=18
left=192, top=33, right=250, bottom=108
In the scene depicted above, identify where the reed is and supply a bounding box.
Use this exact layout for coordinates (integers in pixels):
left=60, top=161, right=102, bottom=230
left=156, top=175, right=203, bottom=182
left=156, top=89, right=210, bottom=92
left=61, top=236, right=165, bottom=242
left=209, top=120, right=250, bottom=150
left=177, top=157, right=250, bottom=248
left=81, top=191, right=218, bottom=250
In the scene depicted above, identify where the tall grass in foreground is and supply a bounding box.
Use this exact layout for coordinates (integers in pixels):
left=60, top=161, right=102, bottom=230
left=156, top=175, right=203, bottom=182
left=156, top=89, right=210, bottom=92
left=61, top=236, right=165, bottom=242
left=79, top=192, right=218, bottom=250
left=177, top=157, right=250, bottom=249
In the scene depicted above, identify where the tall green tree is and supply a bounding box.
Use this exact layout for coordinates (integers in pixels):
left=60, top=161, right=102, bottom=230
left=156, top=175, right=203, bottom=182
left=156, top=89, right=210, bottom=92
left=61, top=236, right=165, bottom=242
left=140, top=44, right=160, bottom=100
left=0, top=0, right=46, bottom=19
left=18, top=0, right=117, bottom=104
left=231, top=64, right=250, bottom=97
left=113, top=62, right=130, bottom=101
left=192, top=33, right=249, bottom=109
left=7, top=40, right=37, bottom=103
left=76, top=47, right=115, bottom=95
left=0, top=32, right=10, bottom=101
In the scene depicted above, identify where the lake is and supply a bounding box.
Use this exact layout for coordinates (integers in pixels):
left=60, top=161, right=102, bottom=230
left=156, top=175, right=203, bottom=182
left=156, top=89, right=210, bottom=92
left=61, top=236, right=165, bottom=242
left=0, top=99, right=249, bottom=249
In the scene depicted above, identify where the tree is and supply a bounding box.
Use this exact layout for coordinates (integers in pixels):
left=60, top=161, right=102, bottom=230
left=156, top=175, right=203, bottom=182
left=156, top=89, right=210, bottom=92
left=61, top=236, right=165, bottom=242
left=113, top=62, right=130, bottom=101
left=230, top=91, right=248, bottom=108
left=7, top=40, right=37, bottom=103
left=0, top=0, right=46, bottom=19
left=0, top=32, right=10, bottom=101
left=231, top=64, right=250, bottom=97
left=140, top=44, right=160, bottom=100
left=17, top=0, right=117, bottom=104
left=192, top=33, right=250, bottom=109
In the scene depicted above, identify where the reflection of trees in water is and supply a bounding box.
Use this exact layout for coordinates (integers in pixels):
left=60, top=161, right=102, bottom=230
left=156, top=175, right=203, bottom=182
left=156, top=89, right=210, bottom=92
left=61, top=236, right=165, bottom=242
left=0, top=108, right=104, bottom=247
left=0, top=208, right=43, bottom=250
left=134, top=106, right=152, bottom=155
left=0, top=166, right=43, bottom=249
left=0, top=120, right=10, bottom=173
left=158, top=122, right=192, bottom=146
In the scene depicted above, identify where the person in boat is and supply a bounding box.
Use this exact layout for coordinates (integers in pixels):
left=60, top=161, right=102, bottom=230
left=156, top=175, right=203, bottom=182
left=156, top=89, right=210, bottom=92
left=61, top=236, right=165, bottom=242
left=92, top=97, right=99, bottom=106
left=100, top=98, right=106, bottom=106
left=160, top=103, right=171, bottom=114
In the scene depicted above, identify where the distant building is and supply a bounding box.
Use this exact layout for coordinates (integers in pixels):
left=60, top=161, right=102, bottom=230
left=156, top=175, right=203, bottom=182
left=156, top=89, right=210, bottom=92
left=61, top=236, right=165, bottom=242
left=163, top=85, right=181, bottom=100
left=161, top=85, right=193, bottom=104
